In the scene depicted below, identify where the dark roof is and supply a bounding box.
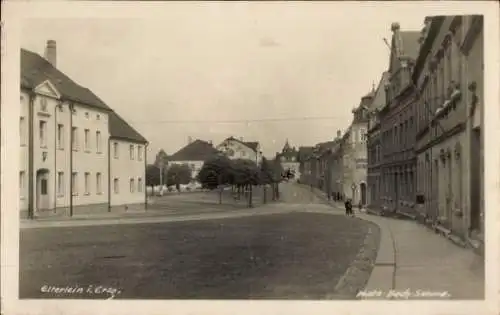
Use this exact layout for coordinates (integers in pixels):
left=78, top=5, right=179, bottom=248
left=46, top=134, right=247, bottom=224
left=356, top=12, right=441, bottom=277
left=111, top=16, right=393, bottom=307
left=225, top=137, right=259, bottom=152
left=21, top=48, right=111, bottom=111
left=297, top=146, right=314, bottom=161
left=109, top=111, right=148, bottom=143
left=371, top=71, right=390, bottom=109
left=170, top=139, right=220, bottom=161
left=400, top=31, right=422, bottom=60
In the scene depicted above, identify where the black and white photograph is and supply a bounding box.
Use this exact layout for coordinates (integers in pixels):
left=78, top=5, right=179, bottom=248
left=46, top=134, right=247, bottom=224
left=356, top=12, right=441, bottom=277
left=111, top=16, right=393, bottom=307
left=1, top=1, right=499, bottom=315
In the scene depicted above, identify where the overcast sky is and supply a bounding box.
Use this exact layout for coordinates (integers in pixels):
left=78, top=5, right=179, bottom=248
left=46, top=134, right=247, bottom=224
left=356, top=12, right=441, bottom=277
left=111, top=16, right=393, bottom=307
left=20, top=3, right=431, bottom=162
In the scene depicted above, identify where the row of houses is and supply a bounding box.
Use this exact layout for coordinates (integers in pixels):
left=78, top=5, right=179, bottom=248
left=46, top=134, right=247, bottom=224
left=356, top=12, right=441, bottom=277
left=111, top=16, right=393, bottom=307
left=298, top=15, right=484, bottom=250
left=20, top=40, right=148, bottom=219
left=160, top=136, right=263, bottom=180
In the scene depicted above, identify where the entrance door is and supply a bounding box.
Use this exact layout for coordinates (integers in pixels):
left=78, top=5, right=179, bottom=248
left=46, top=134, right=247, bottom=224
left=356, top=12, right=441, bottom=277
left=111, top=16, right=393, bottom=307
left=36, top=169, right=50, bottom=211
left=360, top=182, right=367, bottom=205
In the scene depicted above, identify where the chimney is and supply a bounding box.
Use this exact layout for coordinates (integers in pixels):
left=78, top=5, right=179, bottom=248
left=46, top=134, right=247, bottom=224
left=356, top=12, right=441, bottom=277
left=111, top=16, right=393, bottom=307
left=188, top=136, right=193, bottom=144
left=208, top=140, right=213, bottom=146
left=336, top=130, right=341, bottom=138
left=44, top=40, right=57, bottom=67
left=239, top=137, right=244, bottom=142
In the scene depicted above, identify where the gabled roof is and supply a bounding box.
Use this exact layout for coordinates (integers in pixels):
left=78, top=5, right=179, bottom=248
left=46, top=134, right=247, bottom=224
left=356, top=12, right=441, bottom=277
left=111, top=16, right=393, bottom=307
left=371, top=71, right=390, bottom=110
left=109, top=111, right=148, bottom=144
left=170, top=139, right=220, bottom=161
left=223, top=136, right=260, bottom=152
left=400, top=31, right=422, bottom=60
left=21, top=48, right=111, bottom=111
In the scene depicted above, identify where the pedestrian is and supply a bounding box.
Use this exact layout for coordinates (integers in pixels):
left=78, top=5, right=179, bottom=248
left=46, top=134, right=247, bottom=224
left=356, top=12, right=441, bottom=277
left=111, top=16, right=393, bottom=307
left=344, top=198, right=353, bottom=216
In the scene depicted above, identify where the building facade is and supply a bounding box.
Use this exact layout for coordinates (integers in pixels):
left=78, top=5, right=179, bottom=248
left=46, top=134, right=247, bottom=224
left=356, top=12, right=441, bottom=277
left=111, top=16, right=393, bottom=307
left=340, top=93, right=372, bottom=205
left=109, top=113, right=148, bottom=210
left=378, top=23, right=420, bottom=217
left=367, top=72, right=389, bottom=208
left=168, top=139, right=220, bottom=180
left=20, top=41, right=147, bottom=219
left=216, top=137, right=262, bottom=165
left=413, top=15, right=484, bottom=245
left=276, top=140, right=300, bottom=180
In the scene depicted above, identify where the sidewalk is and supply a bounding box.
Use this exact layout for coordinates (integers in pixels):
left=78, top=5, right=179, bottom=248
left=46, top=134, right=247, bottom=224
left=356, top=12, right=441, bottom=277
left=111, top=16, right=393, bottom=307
left=299, top=184, right=485, bottom=300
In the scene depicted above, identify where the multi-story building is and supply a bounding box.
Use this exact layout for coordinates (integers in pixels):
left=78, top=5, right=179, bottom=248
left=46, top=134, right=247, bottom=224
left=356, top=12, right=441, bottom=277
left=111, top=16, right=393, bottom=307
left=20, top=40, right=147, bottom=219
left=328, top=131, right=344, bottom=200
left=297, top=146, right=314, bottom=184
left=339, top=91, right=373, bottom=205
left=168, top=138, right=220, bottom=180
left=367, top=72, right=390, bottom=208
left=413, top=15, right=484, bottom=246
left=378, top=23, right=421, bottom=217
left=109, top=112, right=148, bottom=211
left=276, top=140, right=300, bottom=180
left=216, top=136, right=262, bottom=165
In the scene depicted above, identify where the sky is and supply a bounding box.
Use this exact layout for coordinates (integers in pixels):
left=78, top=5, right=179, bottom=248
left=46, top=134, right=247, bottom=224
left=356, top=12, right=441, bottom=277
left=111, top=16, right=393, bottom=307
left=20, top=3, right=430, bottom=162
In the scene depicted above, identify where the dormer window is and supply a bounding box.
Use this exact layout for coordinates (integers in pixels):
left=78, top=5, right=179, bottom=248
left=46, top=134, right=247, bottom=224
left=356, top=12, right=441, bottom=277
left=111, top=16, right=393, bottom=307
left=85, top=112, right=90, bottom=119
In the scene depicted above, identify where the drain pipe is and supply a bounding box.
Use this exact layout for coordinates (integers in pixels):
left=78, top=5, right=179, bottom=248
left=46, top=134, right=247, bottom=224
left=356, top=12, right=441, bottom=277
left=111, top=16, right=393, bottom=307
left=69, top=102, right=74, bottom=217
left=108, top=137, right=111, bottom=212
left=144, top=142, right=148, bottom=210
left=27, top=91, right=35, bottom=219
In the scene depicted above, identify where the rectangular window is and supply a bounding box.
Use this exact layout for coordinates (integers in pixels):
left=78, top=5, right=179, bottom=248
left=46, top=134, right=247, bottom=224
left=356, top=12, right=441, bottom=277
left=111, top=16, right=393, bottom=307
left=20, top=117, right=26, bottom=146
left=39, top=120, right=47, bottom=147
left=113, top=142, right=119, bottom=159
left=130, top=145, right=135, bottom=160
left=130, top=178, right=135, bottom=193
left=114, top=178, right=119, bottom=194
left=137, top=146, right=143, bottom=161
left=72, top=172, right=78, bottom=195
left=41, top=178, right=48, bottom=195
left=19, top=171, right=25, bottom=198
left=72, top=127, right=78, bottom=151
left=57, top=172, right=64, bottom=196
left=84, top=172, right=90, bottom=195
left=84, top=129, right=90, bottom=151
left=57, top=124, right=64, bottom=149
left=96, top=172, right=102, bottom=194
left=138, top=178, right=143, bottom=192
left=96, top=131, right=101, bottom=153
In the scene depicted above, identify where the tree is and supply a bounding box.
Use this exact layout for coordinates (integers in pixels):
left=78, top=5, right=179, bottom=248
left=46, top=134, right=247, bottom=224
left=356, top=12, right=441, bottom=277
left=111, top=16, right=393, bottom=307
left=197, top=155, right=233, bottom=204
left=146, top=164, right=161, bottom=187
left=230, top=159, right=260, bottom=207
left=166, top=163, right=193, bottom=189
left=271, top=156, right=285, bottom=200
left=259, top=157, right=274, bottom=204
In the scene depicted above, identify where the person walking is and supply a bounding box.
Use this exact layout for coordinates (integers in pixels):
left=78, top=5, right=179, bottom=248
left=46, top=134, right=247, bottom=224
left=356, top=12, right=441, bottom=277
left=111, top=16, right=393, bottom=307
left=344, top=198, right=353, bottom=216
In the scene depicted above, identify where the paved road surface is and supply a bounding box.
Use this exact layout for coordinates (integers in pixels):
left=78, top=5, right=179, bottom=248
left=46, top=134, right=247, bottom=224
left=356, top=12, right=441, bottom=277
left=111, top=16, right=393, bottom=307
left=19, top=183, right=374, bottom=299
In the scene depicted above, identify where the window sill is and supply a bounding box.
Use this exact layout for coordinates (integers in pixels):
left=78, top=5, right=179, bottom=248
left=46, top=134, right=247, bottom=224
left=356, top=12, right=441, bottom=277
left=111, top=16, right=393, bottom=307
left=57, top=194, right=64, bottom=198
left=84, top=150, right=91, bottom=154
left=72, top=193, right=79, bottom=196
left=20, top=144, right=27, bottom=147
left=97, top=151, right=102, bottom=154
left=57, top=147, right=64, bottom=151
left=40, top=145, right=48, bottom=149
left=84, top=193, right=90, bottom=196
left=72, top=148, right=79, bottom=152
left=96, top=192, right=103, bottom=195
left=20, top=196, right=25, bottom=200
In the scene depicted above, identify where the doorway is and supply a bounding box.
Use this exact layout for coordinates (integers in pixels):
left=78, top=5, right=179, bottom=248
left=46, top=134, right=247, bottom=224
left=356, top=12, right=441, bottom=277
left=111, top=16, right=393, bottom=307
left=36, top=169, right=50, bottom=211
left=470, top=128, right=481, bottom=231
left=360, top=182, right=367, bottom=205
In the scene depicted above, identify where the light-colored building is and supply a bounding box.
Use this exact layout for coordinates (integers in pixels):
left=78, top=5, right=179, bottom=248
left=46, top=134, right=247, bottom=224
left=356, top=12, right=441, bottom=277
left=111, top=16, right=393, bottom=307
left=276, top=140, right=300, bottom=180
left=413, top=15, right=484, bottom=248
left=339, top=91, right=373, bottom=205
left=366, top=72, right=389, bottom=208
left=20, top=40, right=147, bottom=218
left=216, top=136, right=262, bottom=165
left=168, top=139, right=220, bottom=180
left=109, top=112, right=148, bottom=210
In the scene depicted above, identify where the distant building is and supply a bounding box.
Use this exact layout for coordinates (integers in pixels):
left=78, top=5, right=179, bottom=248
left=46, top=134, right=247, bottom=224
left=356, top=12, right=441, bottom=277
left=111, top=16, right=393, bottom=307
left=20, top=41, right=147, bottom=219
left=339, top=91, right=373, bottom=205
left=216, top=136, right=262, bottom=165
left=276, top=139, right=300, bottom=180
left=168, top=139, right=220, bottom=180
left=297, top=146, right=314, bottom=184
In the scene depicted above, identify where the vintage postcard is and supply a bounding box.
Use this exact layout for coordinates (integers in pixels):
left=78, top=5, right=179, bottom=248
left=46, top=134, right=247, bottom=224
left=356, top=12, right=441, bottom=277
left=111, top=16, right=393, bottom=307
left=1, top=1, right=499, bottom=315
